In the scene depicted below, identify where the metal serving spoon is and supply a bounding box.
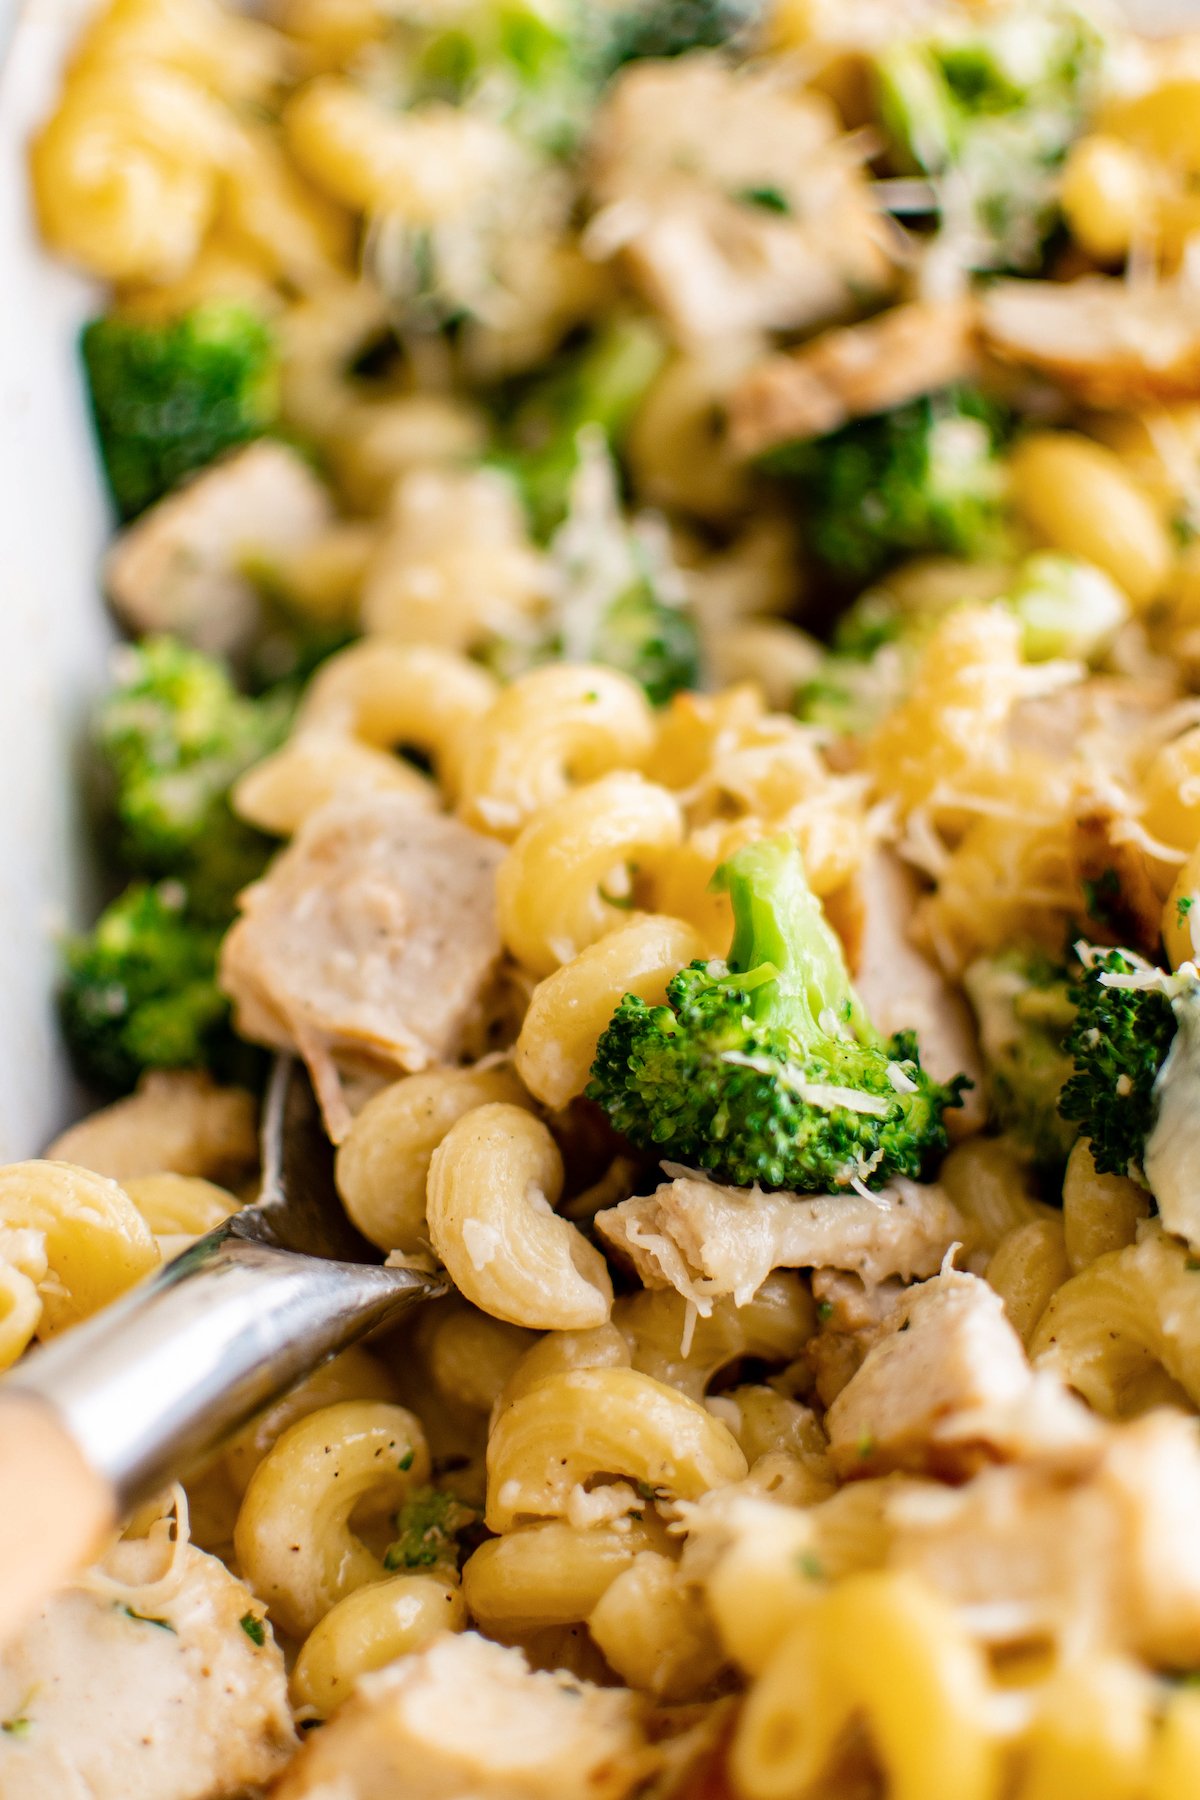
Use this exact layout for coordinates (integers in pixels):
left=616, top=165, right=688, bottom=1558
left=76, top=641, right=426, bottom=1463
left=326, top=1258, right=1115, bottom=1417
left=0, top=1058, right=442, bottom=1646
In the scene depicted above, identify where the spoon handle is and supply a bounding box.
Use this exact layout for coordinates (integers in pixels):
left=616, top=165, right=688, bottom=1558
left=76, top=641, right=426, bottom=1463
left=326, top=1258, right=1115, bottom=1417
left=0, top=1390, right=114, bottom=1648
left=0, top=1225, right=435, bottom=1643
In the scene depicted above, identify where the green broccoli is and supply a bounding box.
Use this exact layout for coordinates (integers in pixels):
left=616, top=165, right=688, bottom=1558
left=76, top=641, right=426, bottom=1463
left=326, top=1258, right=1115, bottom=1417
left=794, top=592, right=930, bottom=735
left=1057, top=949, right=1179, bottom=1179
left=97, top=637, right=291, bottom=921
left=488, top=425, right=700, bottom=703
left=500, top=316, right=666, bottom=541
left=384, top=1487, right=476, bottom=1574
left=81, top=301, right=279, bottom=521
left=875, top=6, right=1106, bottom=271
left=58, top=882, right=235, bottom=1096
left=963, top=948, right=1079, bottom=1167
left=764, top=389, right=1010, bottom=584
left=547, top=427, right=700, bottom=703
left=584, top=539, right=702, bottom=708
left=592, top=0, right=763, bottom=75
left=1003, top=553, right=1128, bottom=664
left=588, top=837, right=966, bottom=1192
left=411, top=0, right=574, bottom=99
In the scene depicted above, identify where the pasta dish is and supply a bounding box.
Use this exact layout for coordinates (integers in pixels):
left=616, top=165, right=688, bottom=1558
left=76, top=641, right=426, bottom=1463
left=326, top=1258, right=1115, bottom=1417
left=8, top=0, right=1200, bottom=1792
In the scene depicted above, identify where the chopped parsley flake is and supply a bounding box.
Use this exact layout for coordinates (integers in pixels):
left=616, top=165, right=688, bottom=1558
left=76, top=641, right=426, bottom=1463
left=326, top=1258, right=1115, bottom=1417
left=598, top=882, right=635, bottom=910
left=398, top=1447, right=415, bottom=1472
left=123, top=1607, right=176, bottom=1632
left=239, top=1612, right=266, bottom=1646
left=1082, top=868, right=1122, bottom=930
left=384, top=1486, right=475, bottom=1572
left=735, top=185, right=792, bottom=214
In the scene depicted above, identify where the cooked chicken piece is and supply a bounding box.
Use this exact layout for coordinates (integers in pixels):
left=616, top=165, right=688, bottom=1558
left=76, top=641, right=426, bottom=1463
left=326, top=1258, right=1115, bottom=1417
left=890, top=1410, right=1200, bottom=1665
left=825, top=1270, right=1036, bottom=1479
left=0, top=1537, right=293, bottom=1799
left=105, top=441, right=334, bottom=658
left=595, top=1175, right=968, bottom=1311
left=273, top=1630, right=654, bottom=1800
left=808, top=1268, right=907, bottom=1406
left=981, top=276, right=1200, bottom=408
left=45, top=1072, right=258, bottom=1186
left=729, top=299, right=980, bottom=459
left=587, top=56, right=894, bottom=346
left=220, top=797, right=504, bottom=1140
left=836, top=848, right=986, bottom=1134
left=1008, top=674, right=1178, bottom=766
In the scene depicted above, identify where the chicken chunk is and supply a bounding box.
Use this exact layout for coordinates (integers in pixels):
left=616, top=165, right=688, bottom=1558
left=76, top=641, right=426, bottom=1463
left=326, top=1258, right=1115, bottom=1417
left=273, top=1630, right=654, bottom=1800
left=981, top=276, right=1200, bottom=408
left=729, top=299, right=980, bottom=460
left=837, top=848, right=985, bottom=1134
left=587, top=56, right=894, bottom=346
left=595, top=1175, right=968, bottom=1311
left=825, top=1270, right=1034, bottom=1479
left=808, top=1269, right=907, bottom=1406
left=890, top=1410, right=1200, bottom=1665
left=220, top=797, right=504, bottom=1140
left=0, top=1537, right=293, bottom=1799
left=105, top=441, right=334, bottom=657
left=45, top=1072, right=258, bottom=1185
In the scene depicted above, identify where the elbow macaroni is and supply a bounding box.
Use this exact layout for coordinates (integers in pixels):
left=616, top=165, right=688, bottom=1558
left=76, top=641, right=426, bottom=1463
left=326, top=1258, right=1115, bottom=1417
left=335, top=1065, right=533, bottom=1255
left=291, top=1573, right=466, bottom=1714
left=456, top=665, right=656, bottom=841
left=425, top=1104, right=613, bottom=1331
left=485, top=1367, right=749, bottom=1531
left=497, top=772, right=685, bottom=976
left=234, top=1399, right=429, bottom=1636
left=514, top=912, right=705, bottom=1108
left=0, top=1162, right=158, bottom=1367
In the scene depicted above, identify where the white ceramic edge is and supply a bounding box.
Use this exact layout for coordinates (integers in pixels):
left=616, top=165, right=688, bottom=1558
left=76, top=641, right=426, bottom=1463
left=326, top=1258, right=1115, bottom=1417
left=0, top=0, right=112, bottom=1160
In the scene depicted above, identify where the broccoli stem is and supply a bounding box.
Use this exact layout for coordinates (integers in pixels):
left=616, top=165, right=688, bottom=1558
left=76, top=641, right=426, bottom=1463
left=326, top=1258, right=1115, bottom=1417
left=717, top=838, right=874, bottom=1043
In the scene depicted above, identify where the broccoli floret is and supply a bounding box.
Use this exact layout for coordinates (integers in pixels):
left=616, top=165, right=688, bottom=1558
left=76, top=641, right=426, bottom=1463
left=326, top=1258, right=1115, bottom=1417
left=1053, top=949, right=1200, bottom=1233
left=58, top=882, right=234, bottom=1096
left=764, top=389, right=1010, bottom=584
left=384, top=1487, right=476, bottom=1573
left=584, top=541, right=702, bottom=707
left=795, top=592, right=932, bottom=734
left=1057, top=949, right=1178, bottom=1179
left=402, top=0, right=594, bottom=158
left=500, top=317, right=666, bottom=541
left=588, top=837, right=966, bottom=1191
left=964, top=948, right=1079, bottom=1167
left=81, top=302, right=279, bottom=521
left=593, top=0, right=763, bottom=74
left=1003, top=553, right=1128, bottom=663
left=97, top=638, right=290, bottom=921
left=794, top=655, right=905, bottom=738
left=548, top=428, right=700, bottom=703
left=875, top=6, right=1106, bottom=272
left=489, top=425, right=700, bottom=703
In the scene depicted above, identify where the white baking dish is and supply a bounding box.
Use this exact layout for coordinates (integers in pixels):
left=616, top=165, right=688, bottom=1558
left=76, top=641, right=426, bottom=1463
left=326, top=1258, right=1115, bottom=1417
left=0, top=0, right=110, bottom=1160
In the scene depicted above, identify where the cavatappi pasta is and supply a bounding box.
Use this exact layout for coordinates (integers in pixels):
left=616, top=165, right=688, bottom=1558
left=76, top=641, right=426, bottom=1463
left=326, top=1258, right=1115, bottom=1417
left=16, top=0, right=1200, bottom=1794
